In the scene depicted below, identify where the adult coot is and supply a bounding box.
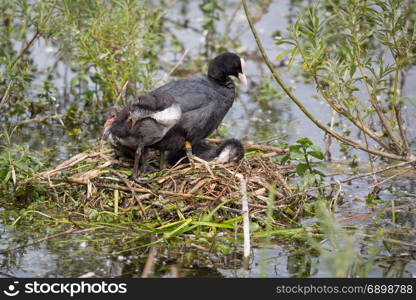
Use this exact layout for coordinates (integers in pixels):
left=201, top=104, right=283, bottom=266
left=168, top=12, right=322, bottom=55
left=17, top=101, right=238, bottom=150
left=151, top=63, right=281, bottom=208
left=103, top=91, right=181, bottom=182
left=152, top=52, right=247, bottom=163
left=167, top=138, right=244, bottom=166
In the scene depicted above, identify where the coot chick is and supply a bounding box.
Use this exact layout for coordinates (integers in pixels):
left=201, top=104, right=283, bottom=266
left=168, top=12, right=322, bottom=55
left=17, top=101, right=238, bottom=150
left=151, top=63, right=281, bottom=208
left=167, top=138, right=244, bottom=166
left=103, top=92, right=181, bottom=182
left=152, top=52, right=247, bottom=163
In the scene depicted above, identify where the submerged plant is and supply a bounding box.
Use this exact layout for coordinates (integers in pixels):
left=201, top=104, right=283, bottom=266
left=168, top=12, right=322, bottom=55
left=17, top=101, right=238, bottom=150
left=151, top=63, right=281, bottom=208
left=310, top=200, right=380, bottom=277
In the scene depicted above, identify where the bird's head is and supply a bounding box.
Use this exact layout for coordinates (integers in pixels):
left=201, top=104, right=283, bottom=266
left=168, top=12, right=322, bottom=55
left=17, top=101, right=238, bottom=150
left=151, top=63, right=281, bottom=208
left=208, top=52, right=247, bottom=86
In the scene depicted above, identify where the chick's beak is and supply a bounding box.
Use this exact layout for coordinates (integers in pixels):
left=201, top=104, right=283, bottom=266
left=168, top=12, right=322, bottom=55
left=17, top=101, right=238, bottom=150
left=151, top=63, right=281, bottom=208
left=101, top=116, right=115, bottom=141
left=238, top=72, right=248, bottom=86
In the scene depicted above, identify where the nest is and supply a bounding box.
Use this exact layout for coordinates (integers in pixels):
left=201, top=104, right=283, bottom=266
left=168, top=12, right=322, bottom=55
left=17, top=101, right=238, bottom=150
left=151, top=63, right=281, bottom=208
left=29, top=141, right=306, bottom=227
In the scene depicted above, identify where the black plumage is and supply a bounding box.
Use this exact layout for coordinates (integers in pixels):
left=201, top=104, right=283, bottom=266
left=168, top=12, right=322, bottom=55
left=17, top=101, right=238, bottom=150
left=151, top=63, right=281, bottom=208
left=152, top=52, right=247, bottom=157
left=103, top=52, right=247, bottom=180
left=103, top=91, right=181, bottom=182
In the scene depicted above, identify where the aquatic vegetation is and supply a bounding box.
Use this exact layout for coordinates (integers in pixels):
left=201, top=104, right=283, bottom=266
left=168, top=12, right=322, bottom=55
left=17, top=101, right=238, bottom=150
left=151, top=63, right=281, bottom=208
left=0, top=143, right=312, bottom=265
left=0, top=129, right=45, bottom=189
left=284, top=137, right=326, bottom=187
left=0, top=0, right=165, bottom=146
left=49, top=0, right=164, bottom=100
left=309, top=200, right=380, bottom=277
left=243, top=0, right=416, bottom=162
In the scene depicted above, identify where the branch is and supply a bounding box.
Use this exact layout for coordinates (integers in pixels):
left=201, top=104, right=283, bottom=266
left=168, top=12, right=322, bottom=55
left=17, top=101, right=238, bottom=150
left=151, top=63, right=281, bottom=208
left=327, top=0, right=406, bottom=154
left=10, top=30, right=41, bottom=69
left=241, top=0, right=408, bottom=162
left=17, top=114, right=65, bottom=126
left=281, top=158, right=416, bottom=201
left=207, top=138, right=287, bottom=153
left=0, top=81, right=13, bottom=108
left=45, top=178, right=217, bottom=201
left=294, top=38, right=394, bottom=153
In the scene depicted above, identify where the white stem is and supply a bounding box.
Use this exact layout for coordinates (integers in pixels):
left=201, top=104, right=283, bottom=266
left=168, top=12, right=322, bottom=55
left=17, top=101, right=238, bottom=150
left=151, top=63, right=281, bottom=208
left=237, top=173, right=250, bottom=261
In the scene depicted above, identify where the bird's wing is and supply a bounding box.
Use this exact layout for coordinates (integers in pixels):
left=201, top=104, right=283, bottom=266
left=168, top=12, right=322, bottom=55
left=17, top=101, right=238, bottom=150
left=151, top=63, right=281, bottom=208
left=179, top=101, right=220, bottom=142
left=135, top=92, right=175, bottom=111
left=153, top=78, right=223, bottom=112
left=130, top=92, right=180, bottom=124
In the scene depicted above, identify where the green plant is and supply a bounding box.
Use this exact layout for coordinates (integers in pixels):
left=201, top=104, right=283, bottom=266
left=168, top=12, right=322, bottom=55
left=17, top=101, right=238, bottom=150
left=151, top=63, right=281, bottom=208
left=0, top=0, right=168, bottom=164
left=0, top=0, right=56, bottom=119
left=53, top=0, right=164, bottom=101
left=0, top=128, right=45, bottom=189
left=199, top=0, right=224, bottom=56
left=285, top=137, right=326, bottom=187
left=309, top=200, right=380, bottom=277
left=243, top=0, right=416, bottom=162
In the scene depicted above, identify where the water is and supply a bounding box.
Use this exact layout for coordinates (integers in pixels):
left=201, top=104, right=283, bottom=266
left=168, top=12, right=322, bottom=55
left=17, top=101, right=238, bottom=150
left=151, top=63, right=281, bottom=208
left=2, top=175, right=415, bottom=277
left=1, top=0, right=415, bottom=277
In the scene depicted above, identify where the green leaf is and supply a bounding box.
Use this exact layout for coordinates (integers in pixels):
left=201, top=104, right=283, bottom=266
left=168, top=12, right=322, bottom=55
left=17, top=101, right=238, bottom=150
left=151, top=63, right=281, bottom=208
left=275, top=48, right=294, bottom=62
left=275, top=154, right=291, bottom=164
left=310, top=143, right=322, bottom=152
left=191, top=221, right=234, bottom=229
left=289, top=145, right=304, bottom=160
left=163, top=218, right=193, bottom=239
left=295, top=137, right=313, bottom=147
left=307, top=150, right=324, bottom=160
left=288, top=45, right=299, bottom=68
left=274, top=40, right=296, bottom=46
left=296, top=163, right=308, bottom=176
left=289, top=145, right=301, bottom=151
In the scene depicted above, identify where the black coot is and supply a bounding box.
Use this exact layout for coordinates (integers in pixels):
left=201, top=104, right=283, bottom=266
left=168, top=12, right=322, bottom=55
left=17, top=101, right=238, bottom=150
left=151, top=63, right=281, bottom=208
left=152, top=52, right=247, bottom=162
left=167, top=138, right=244, bottom=166
left=103, top=91, right=181, bottom=182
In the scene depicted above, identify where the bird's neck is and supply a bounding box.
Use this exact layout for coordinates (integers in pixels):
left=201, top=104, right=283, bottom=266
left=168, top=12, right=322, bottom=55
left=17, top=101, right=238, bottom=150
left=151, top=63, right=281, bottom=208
left=208, top=73, right=234, bottom=88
